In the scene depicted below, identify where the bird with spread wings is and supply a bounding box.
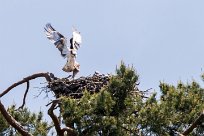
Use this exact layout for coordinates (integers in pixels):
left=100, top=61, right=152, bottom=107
left=44, top=23, right=82, bottom=78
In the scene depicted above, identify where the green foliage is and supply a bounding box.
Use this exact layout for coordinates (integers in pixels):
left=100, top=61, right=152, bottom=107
left=61, top=90, right=117, bottom=135
left=109, top=62, right=139, bottom=116
left=60, top=62, right=204, bottom=136
left=0, top=111, right=9, bottom=135
left=138, top=81, right=204, bottom=136
left=0, top=105, right=51, bottom=136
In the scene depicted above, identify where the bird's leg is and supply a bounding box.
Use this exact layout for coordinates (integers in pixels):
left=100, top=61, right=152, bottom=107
left=72, top=69, right=79, bottom=79
left=72, top=62, right=80, bottom=79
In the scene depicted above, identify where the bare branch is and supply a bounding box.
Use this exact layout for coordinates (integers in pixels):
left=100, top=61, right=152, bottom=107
left=0, top=100, right=33, bottom=136
left=0, top=72, right=51, bottom=135
left=46, top=99, right=61, bottom=107
left=18, top=81, right=30, bottom=109
left=48, top=100, right=62, bottom=135
left=182, top=110, right=204, bottom=135
left=47, top=99, right=77, bottom=136
left=0, top=72, right=51, bottom=98
left=34, top=88, right=45, bottom=98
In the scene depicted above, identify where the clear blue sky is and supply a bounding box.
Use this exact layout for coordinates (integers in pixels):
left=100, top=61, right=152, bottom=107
left=1, top=0, right=204, bottom=116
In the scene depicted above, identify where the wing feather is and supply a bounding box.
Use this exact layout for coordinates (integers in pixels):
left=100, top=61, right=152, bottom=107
left=72, top=29, right=82, bottom=50
left=44, top=23, right=68, bottom=57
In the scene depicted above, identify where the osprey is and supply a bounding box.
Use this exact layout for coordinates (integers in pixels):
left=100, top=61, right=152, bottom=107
left=44, top=23, right=82, bottom=78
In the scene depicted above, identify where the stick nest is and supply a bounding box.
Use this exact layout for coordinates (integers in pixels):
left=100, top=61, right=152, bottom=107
left=47, top=72, right=111, bottom=99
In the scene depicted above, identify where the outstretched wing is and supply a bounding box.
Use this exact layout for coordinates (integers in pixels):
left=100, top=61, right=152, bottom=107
left=44, top=23, right=68, bottom=57
left=71, top=28, right=82, bottom=50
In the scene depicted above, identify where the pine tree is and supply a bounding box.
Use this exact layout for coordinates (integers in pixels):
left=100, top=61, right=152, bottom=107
left=0, top=62, right=204, bottom=135
left=60, top=63, right=204, bottom=135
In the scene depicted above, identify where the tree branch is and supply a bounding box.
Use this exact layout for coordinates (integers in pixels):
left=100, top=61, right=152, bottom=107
left=182, top=110, right=204, bottom=135
left=47, top=99, right=77, bottom=136
left=48, top=99, right=62, bottom=135
left=18, top=81, right=30, bottom=109
left=0, top=72, right=51, bottom=98
left=0, top=100, right=33, bottom=136
left=0, top=72, right=51, bottom=135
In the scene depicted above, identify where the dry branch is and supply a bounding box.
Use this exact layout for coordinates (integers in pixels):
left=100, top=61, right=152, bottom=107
left=47, top=99, right=77, bottom=136
left=0, top=72, right=51, bottom=97
left=18, top=81, right=30, bottom=109
left=0, top=72, right=51, bottom=136
left=0, top=101, right=32, bottom=136
left=48, top=99, right=61, bottom=135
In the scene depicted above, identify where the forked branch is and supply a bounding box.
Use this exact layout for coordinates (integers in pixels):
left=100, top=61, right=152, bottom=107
left=0, top=100, right=32, bottom=136
left=0, top=72, right=51, bottom=136
left=47, top=99, right=77, bottom=136
left=0, top=72, right=51, bottom=98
